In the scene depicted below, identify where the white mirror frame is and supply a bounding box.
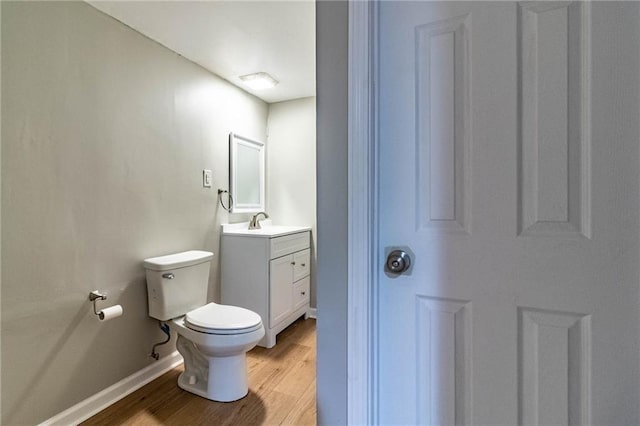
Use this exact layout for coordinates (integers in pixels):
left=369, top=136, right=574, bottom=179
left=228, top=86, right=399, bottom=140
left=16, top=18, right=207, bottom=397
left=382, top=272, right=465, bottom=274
left=229, top=133, right=265, bottom=214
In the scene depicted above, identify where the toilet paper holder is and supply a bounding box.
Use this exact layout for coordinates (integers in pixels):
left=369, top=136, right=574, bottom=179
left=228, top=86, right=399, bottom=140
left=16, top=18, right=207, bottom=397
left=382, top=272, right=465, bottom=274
left=89, top=290, right=107, bottom=317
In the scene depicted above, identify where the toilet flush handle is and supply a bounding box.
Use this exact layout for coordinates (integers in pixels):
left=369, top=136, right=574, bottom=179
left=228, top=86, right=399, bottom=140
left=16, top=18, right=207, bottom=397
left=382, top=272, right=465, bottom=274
left=162, top=273, right=175, bottom=279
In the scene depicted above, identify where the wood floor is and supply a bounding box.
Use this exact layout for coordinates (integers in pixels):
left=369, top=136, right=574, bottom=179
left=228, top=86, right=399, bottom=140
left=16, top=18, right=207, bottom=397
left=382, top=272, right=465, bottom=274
left=83, top=317, right=316, bottom=426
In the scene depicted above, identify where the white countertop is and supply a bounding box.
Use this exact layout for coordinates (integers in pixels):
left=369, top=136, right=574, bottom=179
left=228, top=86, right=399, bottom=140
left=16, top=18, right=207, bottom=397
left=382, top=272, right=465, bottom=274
left=222, top=220, right=311, bottom=238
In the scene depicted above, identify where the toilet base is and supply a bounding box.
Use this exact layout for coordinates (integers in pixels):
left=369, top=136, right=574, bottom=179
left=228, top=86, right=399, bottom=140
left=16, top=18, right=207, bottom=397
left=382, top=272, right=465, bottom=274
left=176, top=335, right=249, bottom=402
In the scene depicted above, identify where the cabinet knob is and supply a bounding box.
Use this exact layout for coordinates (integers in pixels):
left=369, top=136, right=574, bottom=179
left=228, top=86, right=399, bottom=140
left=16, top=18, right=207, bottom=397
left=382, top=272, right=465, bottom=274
left=291, top=261, right=296, bottom=265
left=301, top=263, right=306, bottom=267
left=301, top=291, right=306, bottom=295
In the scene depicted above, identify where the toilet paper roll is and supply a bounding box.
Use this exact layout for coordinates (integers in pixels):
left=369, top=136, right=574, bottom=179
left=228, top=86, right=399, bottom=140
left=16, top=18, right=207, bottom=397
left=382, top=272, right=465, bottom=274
left=98, top=305, right=123, bottom=321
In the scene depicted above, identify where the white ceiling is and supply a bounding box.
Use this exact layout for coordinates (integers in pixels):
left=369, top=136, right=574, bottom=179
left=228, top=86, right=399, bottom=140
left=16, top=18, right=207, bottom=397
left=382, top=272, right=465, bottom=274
left=87, top=1, right=316, bottom=104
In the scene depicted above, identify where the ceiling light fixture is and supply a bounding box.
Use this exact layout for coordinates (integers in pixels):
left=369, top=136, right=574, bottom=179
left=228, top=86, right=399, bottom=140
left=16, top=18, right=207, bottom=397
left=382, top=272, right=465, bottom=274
left=239, top=72, right=279, bottom=90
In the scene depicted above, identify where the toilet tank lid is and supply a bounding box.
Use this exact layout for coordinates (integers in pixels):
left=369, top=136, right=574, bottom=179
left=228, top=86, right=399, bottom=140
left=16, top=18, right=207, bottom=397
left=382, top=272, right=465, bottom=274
left=143, top=250, right=214, bottom=271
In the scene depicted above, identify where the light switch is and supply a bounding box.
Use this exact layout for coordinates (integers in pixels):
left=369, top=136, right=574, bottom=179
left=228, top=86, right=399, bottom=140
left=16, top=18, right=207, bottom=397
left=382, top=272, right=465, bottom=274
left=203, top=169, right=212, bottom=188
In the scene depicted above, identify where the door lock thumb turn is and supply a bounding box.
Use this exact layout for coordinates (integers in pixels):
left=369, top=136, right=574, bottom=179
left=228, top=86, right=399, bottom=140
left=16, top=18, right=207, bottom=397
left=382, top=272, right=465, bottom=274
left=386, top=249, right=411, bottom=274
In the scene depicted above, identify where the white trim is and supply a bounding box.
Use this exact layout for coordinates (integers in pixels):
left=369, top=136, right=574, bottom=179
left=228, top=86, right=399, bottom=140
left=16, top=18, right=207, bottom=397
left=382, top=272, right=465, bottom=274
left=307, top=307, right=318, bottom=319
left=0, top=3, right=3, bottom=422
left=348, top=1, right=375, bottom=424
left=39, top=352, right=183, bottom=426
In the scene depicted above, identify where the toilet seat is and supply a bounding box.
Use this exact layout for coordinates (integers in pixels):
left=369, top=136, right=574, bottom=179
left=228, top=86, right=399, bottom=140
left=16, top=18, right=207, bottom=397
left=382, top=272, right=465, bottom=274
left=185, top=302, right=262, bottom=335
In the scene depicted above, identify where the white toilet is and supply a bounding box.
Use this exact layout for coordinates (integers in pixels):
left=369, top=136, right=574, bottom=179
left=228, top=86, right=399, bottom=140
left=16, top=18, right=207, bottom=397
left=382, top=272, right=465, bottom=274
left=143, top=250, right=264, bottom=402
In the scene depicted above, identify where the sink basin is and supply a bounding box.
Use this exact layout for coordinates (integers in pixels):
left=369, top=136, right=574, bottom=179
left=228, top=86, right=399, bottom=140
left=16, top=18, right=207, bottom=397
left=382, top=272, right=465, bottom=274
left=222, top=220, right=311, bottom=238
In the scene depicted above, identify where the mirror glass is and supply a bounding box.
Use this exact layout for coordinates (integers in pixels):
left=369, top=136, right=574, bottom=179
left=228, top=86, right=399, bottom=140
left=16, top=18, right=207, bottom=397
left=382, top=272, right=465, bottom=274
left=230, top=133, right=265, bottom=213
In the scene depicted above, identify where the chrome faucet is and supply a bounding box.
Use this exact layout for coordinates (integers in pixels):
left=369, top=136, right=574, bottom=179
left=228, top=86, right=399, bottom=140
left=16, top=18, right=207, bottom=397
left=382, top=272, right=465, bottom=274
left=249, top=212, right=269, bottom=230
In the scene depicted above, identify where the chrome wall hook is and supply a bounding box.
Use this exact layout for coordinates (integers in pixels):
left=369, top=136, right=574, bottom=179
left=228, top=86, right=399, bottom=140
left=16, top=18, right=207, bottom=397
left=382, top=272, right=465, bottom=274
left=89, top=291, right=107, bottom=316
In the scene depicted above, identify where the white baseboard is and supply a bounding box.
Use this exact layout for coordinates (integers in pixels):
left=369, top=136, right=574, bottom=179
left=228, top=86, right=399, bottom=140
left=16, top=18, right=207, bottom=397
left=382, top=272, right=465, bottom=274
left=307, top=307, right=317, bottom=319
left=39, top=351, right=183, bottom=426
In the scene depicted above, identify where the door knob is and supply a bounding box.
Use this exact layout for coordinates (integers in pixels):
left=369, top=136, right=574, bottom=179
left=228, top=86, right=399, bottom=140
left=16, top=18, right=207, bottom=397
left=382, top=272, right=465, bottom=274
left=386, top=250, right=411, bottom=274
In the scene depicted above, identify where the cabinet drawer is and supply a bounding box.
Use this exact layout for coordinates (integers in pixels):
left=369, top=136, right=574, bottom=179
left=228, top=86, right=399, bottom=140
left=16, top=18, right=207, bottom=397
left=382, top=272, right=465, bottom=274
left=293, top=276, right=310, bottom=311
left=270, top=232, right=310, bottom=259
left=293, top=249, right=311, bottom=281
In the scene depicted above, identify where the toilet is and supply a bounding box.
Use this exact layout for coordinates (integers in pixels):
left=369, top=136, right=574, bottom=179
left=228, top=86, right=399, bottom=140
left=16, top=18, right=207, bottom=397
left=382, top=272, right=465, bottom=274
left=143, top=250, right=264, bottom=402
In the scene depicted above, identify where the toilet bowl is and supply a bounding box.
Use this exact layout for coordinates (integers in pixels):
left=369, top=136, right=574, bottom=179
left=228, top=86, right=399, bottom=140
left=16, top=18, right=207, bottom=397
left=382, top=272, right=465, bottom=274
left=171, top=303, right=264, bottom=402
left=143, top=250, right=265, bottom=402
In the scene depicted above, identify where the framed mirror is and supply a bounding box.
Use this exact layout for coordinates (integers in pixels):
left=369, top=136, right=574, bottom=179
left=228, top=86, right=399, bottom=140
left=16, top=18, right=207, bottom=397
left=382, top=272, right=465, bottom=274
left=229, top=133, right=265, bottom=213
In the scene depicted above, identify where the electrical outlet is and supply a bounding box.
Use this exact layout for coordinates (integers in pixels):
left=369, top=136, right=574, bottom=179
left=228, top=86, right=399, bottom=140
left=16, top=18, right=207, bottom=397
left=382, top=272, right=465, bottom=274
left=203, top=169, right=212, bottom=188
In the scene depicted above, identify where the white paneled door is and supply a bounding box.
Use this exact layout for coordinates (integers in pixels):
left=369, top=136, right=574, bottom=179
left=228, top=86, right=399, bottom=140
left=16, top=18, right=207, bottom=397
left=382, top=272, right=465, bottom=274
left=376, top=2, right=640, bottom=425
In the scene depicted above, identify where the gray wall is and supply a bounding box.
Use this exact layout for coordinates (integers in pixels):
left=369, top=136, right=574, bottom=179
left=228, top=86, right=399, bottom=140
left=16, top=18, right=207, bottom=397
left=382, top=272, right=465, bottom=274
left=267, top=97, right=317, bottom=307
left=316, top=1, right=348, bottom=424
left=1, top=2, right=267, bottom=424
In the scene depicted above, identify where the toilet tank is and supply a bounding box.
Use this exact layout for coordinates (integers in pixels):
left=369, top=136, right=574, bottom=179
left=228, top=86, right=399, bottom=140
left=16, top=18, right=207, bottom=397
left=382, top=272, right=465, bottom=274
left=143, top=250, right=214, bottom=321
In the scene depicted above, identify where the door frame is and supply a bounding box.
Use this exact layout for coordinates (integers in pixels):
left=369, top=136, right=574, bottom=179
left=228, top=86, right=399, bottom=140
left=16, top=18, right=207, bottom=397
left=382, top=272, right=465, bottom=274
left=347, top=0, right=376, bottom=423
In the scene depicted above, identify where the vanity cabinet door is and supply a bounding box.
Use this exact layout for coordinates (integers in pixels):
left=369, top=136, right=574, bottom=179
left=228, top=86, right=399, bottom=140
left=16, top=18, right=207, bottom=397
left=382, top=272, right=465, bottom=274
left=269, top=255, right=293, bottom=325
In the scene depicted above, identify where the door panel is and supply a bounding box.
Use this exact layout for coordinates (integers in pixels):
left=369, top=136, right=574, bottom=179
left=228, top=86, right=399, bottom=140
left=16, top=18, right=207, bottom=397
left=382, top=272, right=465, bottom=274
left=518, top=308, right=590, bottom=425
left=376, top=2, right=640, bottom=425
left=415, top=13, right=471, bottom=234
left=518, top=1, right=590, bottom=238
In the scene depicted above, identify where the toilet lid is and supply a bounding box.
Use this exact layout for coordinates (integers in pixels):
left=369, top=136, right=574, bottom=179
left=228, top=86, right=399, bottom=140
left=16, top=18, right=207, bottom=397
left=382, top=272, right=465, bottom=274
left=185, top=303, right=262, bottom=334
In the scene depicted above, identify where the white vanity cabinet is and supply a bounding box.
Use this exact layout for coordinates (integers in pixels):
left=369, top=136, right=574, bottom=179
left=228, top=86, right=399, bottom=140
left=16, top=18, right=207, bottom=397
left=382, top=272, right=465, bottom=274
left=221, top=224, right=311, bottom=348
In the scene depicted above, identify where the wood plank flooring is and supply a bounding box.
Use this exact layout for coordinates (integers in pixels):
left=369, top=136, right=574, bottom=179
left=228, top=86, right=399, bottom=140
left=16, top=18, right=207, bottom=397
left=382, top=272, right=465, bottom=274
left=83, top=318, right=316, bottom=426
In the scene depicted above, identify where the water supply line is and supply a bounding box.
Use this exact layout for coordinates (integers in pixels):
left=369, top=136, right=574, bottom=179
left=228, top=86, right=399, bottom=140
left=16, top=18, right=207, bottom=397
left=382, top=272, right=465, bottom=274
left=150, top=321, right=171, bottom=360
